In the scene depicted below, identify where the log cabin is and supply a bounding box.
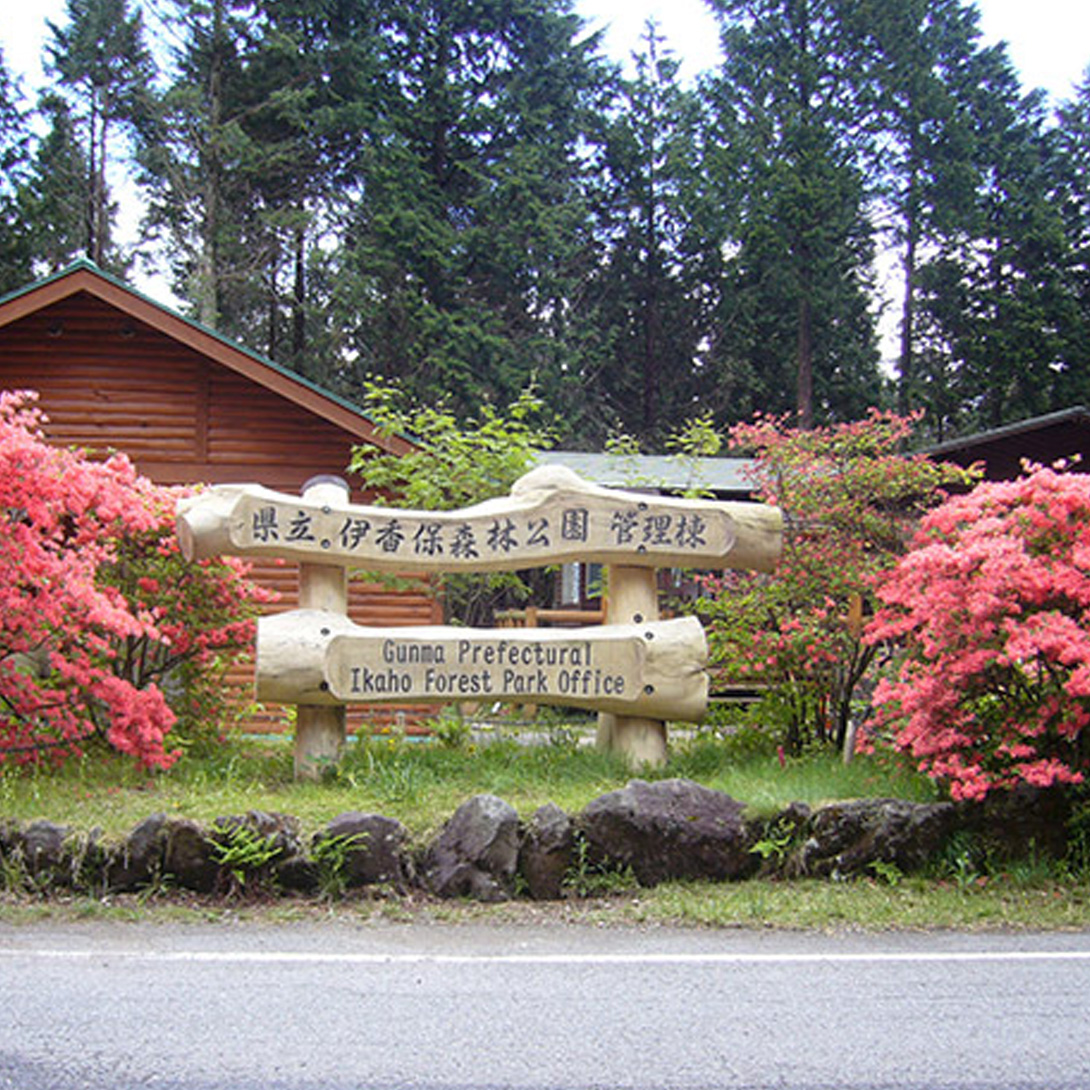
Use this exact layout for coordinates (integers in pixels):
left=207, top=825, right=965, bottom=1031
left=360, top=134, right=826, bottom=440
left=0, top=259, right=442, bottom=732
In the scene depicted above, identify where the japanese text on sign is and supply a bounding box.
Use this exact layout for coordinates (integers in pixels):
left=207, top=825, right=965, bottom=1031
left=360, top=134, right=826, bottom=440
left=236, top=494, right=724, bottom=570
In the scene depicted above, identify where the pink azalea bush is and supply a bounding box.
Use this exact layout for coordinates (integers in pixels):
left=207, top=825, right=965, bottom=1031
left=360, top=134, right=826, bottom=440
left=0, top=390, right=268, bottom=770
left=691, top=410, right=975, bottom=753
left=863, top=464, right=1090, bottom=800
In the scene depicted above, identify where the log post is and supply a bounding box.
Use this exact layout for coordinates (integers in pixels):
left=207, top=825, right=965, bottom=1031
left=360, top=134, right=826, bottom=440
left=597, top=565, right=666, bottom=767
left=294, top=475, right=350, bottom=781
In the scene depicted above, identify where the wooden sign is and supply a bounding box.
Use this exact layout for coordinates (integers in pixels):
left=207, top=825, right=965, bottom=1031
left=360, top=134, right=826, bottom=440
left=256, top=611, right=709, bottom=721
left=177, top=465, right=782, bottom=573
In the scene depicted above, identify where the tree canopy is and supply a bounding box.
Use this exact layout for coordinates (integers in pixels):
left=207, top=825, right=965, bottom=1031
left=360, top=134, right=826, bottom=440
left=2, top=0, right=1090, bottom=447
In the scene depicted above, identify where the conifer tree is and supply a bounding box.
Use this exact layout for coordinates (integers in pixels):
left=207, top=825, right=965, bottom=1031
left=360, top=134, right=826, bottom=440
left=17, top=92, right=88, bottom=275
left=704, top=0, right=883, bottom=427
left=587, top=23, right=711, bottom=446
left=328, top=0, right=611, bottom=419
left=0, top=49, right=33, bottom=293
left=1053, top=68, right=1090, bottom=408
left=45, top=0, right=156, bottom=268
left=914, top=50, right=1076, bottom=433
left=849, top=0, right=1012, bottom=420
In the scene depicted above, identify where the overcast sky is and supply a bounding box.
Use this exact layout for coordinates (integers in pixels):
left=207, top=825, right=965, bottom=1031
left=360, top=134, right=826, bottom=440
left=2, top=0, right=1088, bottom=104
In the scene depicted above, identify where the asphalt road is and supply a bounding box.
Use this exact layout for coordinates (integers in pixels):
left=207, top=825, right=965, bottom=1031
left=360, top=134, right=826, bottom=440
left=2, top=920, right=1088, bottom=1089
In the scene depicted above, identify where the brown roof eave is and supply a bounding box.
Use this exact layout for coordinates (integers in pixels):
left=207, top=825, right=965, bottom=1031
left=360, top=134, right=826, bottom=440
left=0, top=262, right=415, bottom=458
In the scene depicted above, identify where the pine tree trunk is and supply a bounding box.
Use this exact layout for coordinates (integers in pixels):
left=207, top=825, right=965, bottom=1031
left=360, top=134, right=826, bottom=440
left=292, top=224, right=306, bottom=366
left=898, top=152, right=921, bottom=417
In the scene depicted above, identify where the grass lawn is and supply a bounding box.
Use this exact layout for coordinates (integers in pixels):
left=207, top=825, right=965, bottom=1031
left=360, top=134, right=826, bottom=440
left=0, top=725, right=937, bottom=840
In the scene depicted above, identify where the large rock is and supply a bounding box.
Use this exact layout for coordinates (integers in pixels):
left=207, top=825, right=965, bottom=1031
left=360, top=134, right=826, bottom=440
left=17, top=821, right=72, bottom=887
left=425, top=794, right=520, bottom=901
left=519, top=803, right=574, bottom=900
left=163, top=818, right=219, bottom=893
left=798, top=798, right=956, bottom=878
left=104, top=813, right=169, bottom=892
left=313, top=812, right=413, bottom=892
left=579, top=779, right=750, bottom=886
left=13, top=821, right=109, bottom=892
left=959, top=785, right=1072, bottom=862
left=211, top=811, right=308, bottom=895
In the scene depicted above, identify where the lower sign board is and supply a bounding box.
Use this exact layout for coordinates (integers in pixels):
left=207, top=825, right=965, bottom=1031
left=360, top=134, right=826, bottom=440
left=256, top=610, right=709, bottom=721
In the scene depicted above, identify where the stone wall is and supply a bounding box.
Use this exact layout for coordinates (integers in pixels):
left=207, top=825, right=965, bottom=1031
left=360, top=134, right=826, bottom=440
left=0, top=779, right=1073, bottom=902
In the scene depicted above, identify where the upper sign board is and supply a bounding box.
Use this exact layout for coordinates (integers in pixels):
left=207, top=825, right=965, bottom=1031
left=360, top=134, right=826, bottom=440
left=178, top=465, right=782, bottom=574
